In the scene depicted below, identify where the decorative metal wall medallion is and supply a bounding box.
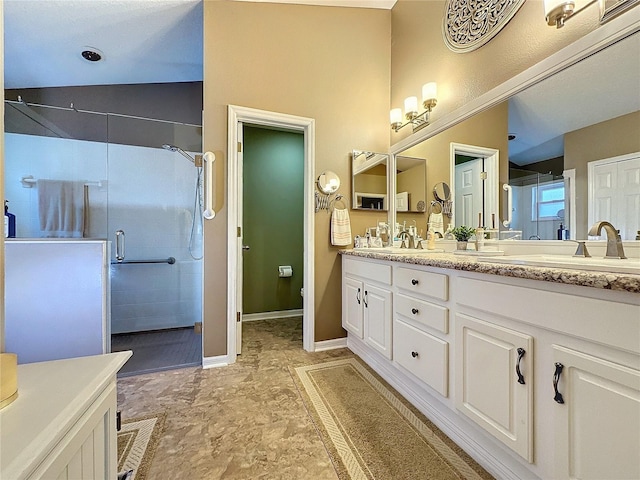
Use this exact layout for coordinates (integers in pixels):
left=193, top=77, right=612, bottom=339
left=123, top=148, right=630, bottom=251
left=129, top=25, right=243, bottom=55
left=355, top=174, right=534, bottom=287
left=443, top=0, right=526, bottom=53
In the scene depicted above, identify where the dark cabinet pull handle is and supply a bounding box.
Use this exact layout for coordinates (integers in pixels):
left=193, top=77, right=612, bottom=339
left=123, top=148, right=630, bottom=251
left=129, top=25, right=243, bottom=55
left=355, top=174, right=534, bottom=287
left=356, top=288, right=361, bottom=305
left=516, top=348, right=526, bottom=385
left=411, top=279, right=419, bottom=285
left=411, top=351, right=419, bottom=358
left=553, top=362, right=565, bottom=404
left=363, top=290, right=368, bottom=308
left=411, top=308, right=419, bottom=315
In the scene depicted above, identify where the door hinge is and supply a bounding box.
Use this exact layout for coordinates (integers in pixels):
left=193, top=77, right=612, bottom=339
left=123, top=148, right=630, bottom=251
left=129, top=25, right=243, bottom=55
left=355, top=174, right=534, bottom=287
left=237, top=226, right=242, bottom=237
left=480, top=171, right=488, bottom=180
left=237, top=141, right=242, bottom=153
left=237, top=312, right=242, bottom=322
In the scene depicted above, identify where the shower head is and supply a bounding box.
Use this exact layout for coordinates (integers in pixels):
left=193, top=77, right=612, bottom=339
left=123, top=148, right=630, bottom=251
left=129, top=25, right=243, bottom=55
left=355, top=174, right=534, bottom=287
left=162, top=144, right=200, bottom=166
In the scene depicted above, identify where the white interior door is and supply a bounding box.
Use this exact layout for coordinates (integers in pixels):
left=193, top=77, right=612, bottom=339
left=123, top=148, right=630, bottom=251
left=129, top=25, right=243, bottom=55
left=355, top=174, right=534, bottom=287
left=236, top=124, right=244, bottom=354
left=455, top=158, right=483, bottom=227
left=589, top=153, right=640, bottom=240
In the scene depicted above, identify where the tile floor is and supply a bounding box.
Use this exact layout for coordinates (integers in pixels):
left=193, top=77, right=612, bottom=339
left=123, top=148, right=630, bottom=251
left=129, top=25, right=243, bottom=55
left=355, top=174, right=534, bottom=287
left=117, top=318, right=352, bottom=479
left=112, top=327, right=202, bottom=377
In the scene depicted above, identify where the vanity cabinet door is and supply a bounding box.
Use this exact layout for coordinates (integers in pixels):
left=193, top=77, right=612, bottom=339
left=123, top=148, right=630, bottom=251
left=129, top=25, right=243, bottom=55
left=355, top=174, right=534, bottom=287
left=552, top=345, right=640, bottom=480
left=363, top=284, right=393, bottom=359
left=456, top=313, right=533, bottom=462
left=343, top=276, right=364, bottom=338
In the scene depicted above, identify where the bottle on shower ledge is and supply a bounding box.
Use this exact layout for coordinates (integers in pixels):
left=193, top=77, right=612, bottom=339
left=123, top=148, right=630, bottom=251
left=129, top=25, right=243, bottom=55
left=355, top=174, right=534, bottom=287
left=4, top=200, right=16, bottom=238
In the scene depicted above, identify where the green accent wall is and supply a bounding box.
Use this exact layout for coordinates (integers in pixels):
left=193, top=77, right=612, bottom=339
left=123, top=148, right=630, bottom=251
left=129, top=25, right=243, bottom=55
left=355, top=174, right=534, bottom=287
left=243, top=126, right=304, bottom=315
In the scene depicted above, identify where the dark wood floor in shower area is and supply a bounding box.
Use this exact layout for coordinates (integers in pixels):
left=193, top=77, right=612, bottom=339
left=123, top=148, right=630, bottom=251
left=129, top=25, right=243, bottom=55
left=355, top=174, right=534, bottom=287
left=112, top=327, right=202, bottom=376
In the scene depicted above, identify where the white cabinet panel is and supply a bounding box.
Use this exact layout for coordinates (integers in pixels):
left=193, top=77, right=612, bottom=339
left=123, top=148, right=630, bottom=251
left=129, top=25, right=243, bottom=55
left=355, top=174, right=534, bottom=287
left=364, top=284, right=393, bottom=359
left=343, top=276, right=364, bottom=338
left=456, top=313, right=533, bottom=462
left=394, top=318, right=448, bottom=396
left=395, top=293, right=448, bottom=334
left=553, top=345, right=640, bottom=480
left=395, top=266, right=448, bottom=301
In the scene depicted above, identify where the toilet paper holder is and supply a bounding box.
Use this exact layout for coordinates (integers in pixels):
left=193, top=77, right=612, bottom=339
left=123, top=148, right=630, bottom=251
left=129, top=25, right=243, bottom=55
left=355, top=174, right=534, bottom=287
left=278, top=265, right=293, bottom=277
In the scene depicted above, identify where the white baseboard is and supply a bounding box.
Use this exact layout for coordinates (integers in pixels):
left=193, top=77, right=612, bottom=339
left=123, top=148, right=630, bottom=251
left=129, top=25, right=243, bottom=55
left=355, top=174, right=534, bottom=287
left=242, top=309, right=303, bottom=322
left=314, top=337, right=348, bottom=352
left=202, top=354, right=231, bottom=369
left=347, top=336, right=531, bottom=480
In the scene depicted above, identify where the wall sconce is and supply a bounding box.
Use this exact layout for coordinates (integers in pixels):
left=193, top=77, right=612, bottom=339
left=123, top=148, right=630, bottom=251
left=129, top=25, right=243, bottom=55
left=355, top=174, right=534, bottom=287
left=391, top=82, right=437, bottom=133
left=544, top=0, right=597, bottom=28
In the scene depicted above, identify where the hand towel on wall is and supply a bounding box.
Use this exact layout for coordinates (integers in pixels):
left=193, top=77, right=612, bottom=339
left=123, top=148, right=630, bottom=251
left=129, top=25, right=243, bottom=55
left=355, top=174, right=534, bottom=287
left=37, top=179, right=87, bottom=238
left=428, top=212, right=445, bottom=237
left=331, top=207, right=352, bottom=246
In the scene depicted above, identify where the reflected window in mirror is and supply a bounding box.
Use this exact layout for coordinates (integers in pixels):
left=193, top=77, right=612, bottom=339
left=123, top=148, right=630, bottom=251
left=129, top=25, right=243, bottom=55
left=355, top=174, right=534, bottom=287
left=352, top=150, right=389, bottom=211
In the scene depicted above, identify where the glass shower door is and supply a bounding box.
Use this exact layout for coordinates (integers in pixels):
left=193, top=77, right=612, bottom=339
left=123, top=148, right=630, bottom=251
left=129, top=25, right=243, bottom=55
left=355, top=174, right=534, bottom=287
left=107, top=114, right=203, bottom=374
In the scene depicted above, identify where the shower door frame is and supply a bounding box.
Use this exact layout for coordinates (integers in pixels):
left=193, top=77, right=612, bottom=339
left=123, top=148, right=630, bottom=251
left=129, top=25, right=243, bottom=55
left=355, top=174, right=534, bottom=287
left=227, top=105, right=315, bottom=359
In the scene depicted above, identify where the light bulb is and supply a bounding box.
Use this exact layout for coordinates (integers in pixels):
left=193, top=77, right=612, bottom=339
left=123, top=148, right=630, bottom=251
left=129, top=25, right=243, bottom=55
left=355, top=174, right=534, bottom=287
left=404, top=96, right=418, bottom=120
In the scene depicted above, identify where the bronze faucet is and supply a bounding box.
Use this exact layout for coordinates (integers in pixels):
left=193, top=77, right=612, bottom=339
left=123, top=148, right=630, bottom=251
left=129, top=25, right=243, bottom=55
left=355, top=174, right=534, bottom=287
left=588, top=221, right=627, bottom=259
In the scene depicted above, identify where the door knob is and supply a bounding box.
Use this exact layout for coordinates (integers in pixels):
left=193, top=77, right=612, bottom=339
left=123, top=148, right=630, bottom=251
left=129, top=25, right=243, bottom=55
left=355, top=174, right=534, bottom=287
left=242, top=245, right=250, bottom=251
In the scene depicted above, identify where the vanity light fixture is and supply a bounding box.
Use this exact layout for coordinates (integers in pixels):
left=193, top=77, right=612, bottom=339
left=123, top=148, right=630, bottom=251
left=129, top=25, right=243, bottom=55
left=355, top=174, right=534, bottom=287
left=391, top=82, right=438, bottom=133
left=544, top=0, right=596, bottom=28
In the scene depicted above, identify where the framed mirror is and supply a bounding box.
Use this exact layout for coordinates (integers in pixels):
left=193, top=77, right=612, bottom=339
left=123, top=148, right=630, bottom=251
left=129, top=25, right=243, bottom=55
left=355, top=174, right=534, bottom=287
left=317, top=170, right=340, bottom=194
left=352, top=150, right=389, bottom=211
left=390, top=27, right=639, bottom=241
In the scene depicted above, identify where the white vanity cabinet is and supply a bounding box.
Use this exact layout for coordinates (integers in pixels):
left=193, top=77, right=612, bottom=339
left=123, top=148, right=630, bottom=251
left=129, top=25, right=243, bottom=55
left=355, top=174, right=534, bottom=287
left=455, top=314, right=533, bottom=462
left=393, top=265, right=450, bottom=397
left=342, top=252, right=640, bottom=480
left=342, top=257, right=393, bottom=359
left=551, top=345, right=640, bottom=480
left=0, top=352, right=131, bottom=480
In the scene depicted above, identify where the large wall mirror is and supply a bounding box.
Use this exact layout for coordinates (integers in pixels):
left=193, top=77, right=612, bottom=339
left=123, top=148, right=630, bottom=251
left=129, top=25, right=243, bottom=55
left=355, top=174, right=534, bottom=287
left=391, top=27, right=639, bottom=241
left=351, top=150, right=389, bottom=210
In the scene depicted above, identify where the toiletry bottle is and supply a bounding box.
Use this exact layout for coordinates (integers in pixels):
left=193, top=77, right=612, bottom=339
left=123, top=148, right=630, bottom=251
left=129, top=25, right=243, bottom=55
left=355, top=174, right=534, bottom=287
left=4, top=201, right=16, bottom=238
left=475, top=227, right=485, bottom=252
left=427, top=225, right=436, bottom=250
left=557, top=223, right=565, bottom=240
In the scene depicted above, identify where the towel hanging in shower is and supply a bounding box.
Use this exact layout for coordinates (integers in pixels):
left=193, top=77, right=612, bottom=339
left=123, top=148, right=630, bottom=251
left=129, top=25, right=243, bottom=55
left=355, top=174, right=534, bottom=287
left=331, top=207, right=352, bottom=246
left=37, top=179, right=87, bottom=238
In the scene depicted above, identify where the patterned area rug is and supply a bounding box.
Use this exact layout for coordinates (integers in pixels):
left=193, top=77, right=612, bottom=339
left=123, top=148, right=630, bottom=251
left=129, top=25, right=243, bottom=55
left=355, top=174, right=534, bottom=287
left=117, top=412, right=166, bottom=480
left=293, top=358, right=494, bottom=480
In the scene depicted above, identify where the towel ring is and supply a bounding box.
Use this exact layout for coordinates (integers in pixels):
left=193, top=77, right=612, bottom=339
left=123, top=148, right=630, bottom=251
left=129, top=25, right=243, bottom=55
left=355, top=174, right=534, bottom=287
left=429, top=200, right=443, bottom=215
left=329, top=194, right=346, bottom=212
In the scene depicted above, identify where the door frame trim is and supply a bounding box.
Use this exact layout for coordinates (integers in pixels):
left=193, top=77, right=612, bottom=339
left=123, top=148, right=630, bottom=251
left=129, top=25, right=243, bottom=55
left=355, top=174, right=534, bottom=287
left=449, top=142, right=499, bottom=229
left=227, top=105, right=316, bottom=360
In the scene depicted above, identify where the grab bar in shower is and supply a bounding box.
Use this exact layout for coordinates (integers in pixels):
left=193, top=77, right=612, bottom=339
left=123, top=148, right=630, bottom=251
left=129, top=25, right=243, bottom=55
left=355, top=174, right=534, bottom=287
left=111, top=257, right=176, bottom=265
left=203, top=151, right=216, bottom=220
left=115, top=229, right=125, bottom=262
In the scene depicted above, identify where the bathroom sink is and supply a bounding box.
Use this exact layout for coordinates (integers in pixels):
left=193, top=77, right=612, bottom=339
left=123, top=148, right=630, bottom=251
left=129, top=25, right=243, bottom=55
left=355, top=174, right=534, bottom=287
left=478, top=254, right=640, bottom=275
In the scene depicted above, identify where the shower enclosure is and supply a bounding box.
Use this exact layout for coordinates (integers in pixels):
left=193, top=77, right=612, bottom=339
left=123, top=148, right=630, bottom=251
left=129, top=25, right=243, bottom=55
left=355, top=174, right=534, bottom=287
left=4, top=99, right=203, bottom=372
left=509, top=167, right=569, bottom=240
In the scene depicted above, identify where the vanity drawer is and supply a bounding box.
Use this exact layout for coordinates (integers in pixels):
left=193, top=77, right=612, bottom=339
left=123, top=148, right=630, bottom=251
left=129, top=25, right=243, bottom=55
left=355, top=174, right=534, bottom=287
left=395, top=267, right=448, bottom=301
left=393, top=318, right=448, bottom=397
left=344, top=257, right=391, bottom=285
left=395, top=293, right=448, bottom=334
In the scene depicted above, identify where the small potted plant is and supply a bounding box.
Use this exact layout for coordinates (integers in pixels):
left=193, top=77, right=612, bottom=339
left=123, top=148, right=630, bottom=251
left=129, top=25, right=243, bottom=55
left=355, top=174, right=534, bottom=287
left=451, top=225, right=475, bottom=250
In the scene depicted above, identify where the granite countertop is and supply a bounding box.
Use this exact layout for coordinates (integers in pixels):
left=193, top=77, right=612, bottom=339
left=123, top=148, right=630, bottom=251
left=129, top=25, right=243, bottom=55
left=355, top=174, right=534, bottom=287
left=340, top=249, right=640, bottom=294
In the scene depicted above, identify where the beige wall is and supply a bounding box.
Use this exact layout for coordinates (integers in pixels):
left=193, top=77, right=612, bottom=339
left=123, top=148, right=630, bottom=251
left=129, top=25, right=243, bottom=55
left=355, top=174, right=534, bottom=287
left=202, top=1, right=391, bottom=355
left=201, top=0, right=605, bottom=356
left=565, top=111, right=640, bottom=236
left=397, top=102, right=509, bottom=228
left=390, top=0, right=597, bottom=144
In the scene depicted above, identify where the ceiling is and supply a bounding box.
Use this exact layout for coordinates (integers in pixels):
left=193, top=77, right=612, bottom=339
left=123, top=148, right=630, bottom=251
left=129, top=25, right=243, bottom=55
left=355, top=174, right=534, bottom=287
left=3, top=0, right=396, bottom=89
left=508, top=31, right=639, bottom=165
left=3, top=0, right=636, bottom=166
